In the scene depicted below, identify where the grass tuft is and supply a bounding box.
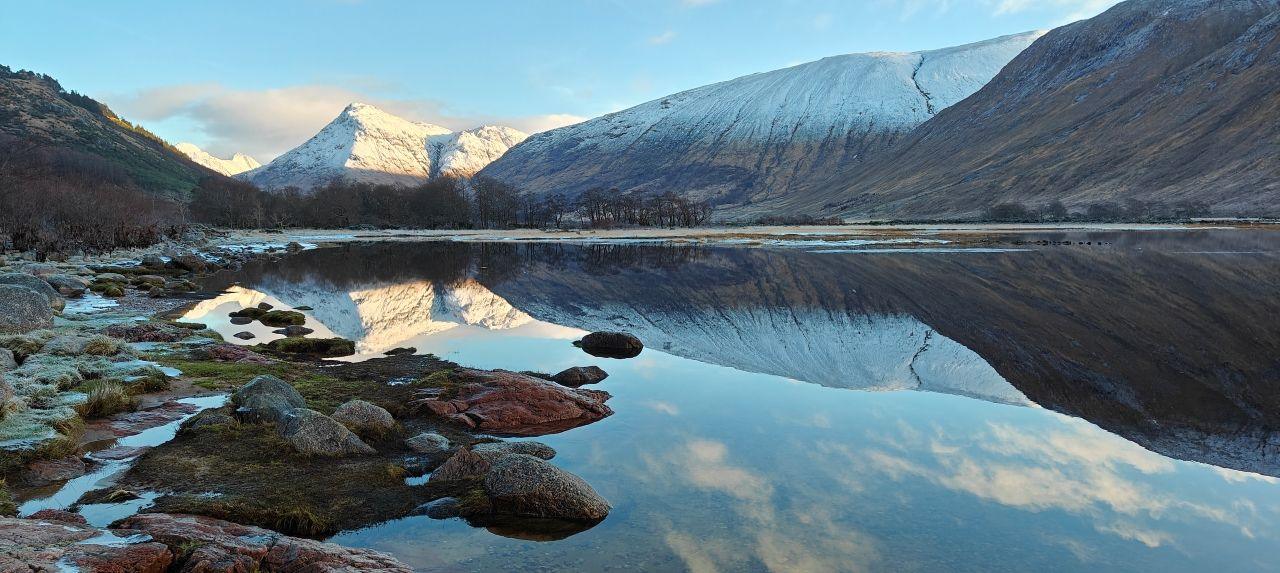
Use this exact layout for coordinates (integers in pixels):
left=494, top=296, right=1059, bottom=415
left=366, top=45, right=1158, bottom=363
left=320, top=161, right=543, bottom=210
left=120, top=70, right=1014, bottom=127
left=77, top=381, right=138, bottom=419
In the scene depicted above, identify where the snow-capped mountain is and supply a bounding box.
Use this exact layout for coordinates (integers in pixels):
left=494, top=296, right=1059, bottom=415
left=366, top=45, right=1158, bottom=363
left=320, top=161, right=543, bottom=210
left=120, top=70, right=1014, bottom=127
left=240, top=103, right=527, bottom=191
left=479, top=31, right=1042, bottom=216
left=175, top=142, right=261, bottom=176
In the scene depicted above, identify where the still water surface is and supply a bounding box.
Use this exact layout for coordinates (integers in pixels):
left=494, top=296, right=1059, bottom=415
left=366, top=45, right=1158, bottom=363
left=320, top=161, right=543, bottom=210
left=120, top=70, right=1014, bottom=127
left=189, top=230, right=1280, bottom=572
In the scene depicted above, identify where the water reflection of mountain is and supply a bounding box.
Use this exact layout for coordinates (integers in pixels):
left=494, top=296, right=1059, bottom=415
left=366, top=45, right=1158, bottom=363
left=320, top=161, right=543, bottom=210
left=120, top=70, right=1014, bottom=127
left=217, top=235, right=1280, bottom=475
left=471, top=235, right=1280, bottom=476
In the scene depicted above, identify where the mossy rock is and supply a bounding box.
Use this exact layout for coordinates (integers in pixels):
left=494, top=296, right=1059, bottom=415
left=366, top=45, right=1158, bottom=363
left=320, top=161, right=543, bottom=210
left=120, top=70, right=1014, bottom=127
left=228, top=307, right=266, bottom=320
left=258, top=338, right=355, bottom=358
left=259, top=310, right=305, bottom=327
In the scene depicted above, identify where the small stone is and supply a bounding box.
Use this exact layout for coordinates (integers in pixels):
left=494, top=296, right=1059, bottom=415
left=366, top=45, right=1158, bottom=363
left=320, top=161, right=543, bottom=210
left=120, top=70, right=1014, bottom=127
left=551, top=366, right=609, bottom=387
left=415, top=497, right=462, bottom=519
left=277, top=408, right=376, bottom=457
left=229, top=316, right=254, bottom=325
left=272, top=325, right=314, bottom=336
left=384, top=347, right=416, bottom=356
left=257, top=302, right=274, bottom=310
left=233, top=331, right=256, bottom=340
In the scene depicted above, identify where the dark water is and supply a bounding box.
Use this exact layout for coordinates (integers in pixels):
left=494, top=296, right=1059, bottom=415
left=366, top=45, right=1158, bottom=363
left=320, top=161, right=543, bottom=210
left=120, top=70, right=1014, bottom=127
left=188, top=229, right=1280, bottom=572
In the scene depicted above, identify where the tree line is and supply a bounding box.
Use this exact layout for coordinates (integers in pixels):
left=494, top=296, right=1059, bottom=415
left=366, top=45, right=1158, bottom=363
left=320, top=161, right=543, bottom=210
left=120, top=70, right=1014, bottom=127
left=983, top=199, right=1213, bottom=223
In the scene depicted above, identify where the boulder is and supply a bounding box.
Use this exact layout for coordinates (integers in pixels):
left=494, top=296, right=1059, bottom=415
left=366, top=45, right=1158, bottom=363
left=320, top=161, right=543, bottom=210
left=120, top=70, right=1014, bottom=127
left=473, top=440, right=556, bottom=461
left=0, top=274, right=64, bottom=313
left=416, top=497, right=462, bottom=519
left=0, top=285, right=55, bottom=333
left=230, top=375, right=305, bottom=424
left=428, top=448, right=492, bottom=483
left=257, top=302, right=274, bottom=310
left=273, top=325, right=314, bottom=336
left=331, top=399, right=396, bottom=437
left=95, top=272, right=128, bottom=283
left=576, top=331, right=643, bottom=358
left=180, top=409, right=237, bottom=433
left=140, top=254, right=166, bottom=269
left=277, top=408, right=376, bottom=457
left=404, top=432, right=451, bottom=454
left=0, top=348, right=15, bottom=372
left=551, top=366, right=609, bottom=387
left=414, top=369, right=613, bottom=436
left=170, top=252, right=209, bottom=273
left=44, top=274, right=88, bottom=298
left=117, top=513, right=412, bottom=572
left=484, top=454, right=611, bottom=521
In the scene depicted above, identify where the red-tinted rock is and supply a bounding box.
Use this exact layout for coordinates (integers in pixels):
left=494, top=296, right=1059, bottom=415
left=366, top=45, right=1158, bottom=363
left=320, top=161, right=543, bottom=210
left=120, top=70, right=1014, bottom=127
left=205, top=343, right=273, bottom=364
left=415, top=369, right=612, bottom=436
left=26, top=508, right=87, bottom=525
left=100, top=401, right=198, bottom=438
left=117, top=513, right=413, bottom=572
left=64, top=542, right=173, bottom=573
left=25, top=455, right=86, bottom=485
left=0, top=516, right=168, bottom=572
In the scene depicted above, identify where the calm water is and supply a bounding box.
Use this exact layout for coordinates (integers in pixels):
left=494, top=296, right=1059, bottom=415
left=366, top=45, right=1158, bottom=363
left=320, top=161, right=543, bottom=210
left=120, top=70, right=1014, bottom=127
left=188, top=229, right=1280, bottom=572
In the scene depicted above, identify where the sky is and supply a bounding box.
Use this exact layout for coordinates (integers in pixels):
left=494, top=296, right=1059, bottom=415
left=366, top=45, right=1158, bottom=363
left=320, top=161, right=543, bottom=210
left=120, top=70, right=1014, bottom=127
left=1, top=0, right=1120, bottom=161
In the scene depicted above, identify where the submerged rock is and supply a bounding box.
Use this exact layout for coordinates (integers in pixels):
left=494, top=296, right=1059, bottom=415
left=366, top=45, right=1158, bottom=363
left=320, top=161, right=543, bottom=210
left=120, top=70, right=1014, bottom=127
left=416, top=496, right=463, bottom=519
left=331, top=399, right=396, bottom=437
left=117, top=513, right=412, bottom=572
left=551, top=366, right=609, bottom=387
left=414, top=368, right=613, bottom=436
left=484, top=454, right=611, bottom=521
left=272, top=325, right=314, bottom=336
left=277, top=408, right=376, bottom=457
left=231, top=374, right=305, bottom=424
left=0, top=273, right=64, bottom=313
left=0, top=285, right=55, bottom=333
left=576, top=331, right=643, bottom=358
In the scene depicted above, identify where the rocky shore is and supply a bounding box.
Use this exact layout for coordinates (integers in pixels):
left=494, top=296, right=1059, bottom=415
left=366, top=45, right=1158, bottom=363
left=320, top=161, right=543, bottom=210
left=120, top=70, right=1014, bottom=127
left=0, top=236, right=623, bottom=571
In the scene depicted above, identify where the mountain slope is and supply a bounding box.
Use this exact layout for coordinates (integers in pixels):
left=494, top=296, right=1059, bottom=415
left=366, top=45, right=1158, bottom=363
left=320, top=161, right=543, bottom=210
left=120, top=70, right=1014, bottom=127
left=0, top=65, right=215, bottom=197
left=242, top=103, right=527, bottom=191
left=478, top=32, right=1041, bottom=215
left=812, top=0, right=1280, bottom=220
left=175, top=142, right=260, bottom=176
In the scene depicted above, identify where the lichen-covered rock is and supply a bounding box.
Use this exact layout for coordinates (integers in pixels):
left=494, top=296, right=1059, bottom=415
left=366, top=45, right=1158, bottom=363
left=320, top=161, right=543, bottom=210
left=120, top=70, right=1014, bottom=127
left=230, top=375, right=305, bottom=424
left=551, top=366, right=609, bottom=387
left=0, top=516, right=174, bottom=573
left=331, top=399, right=396, bottom=437
left=140, top=254, right=166, bottom=269
left=473, top=440, right=557, bottom=461
left=116, top=513, right=411, bottom=572
left=404, top=432, right=450, bottom=454
left=0, top=273, right=64, bottom=313
left=484, top=454, right=611, bottom=521
left=0, top=285, right=55, bottom=334
left=44, top=274, right=88, bottom=298
left=277, top=408, right=376, bottom=457
left=428, top=448, right=492, bottom=483
left=259, top=310, right=305, bottom=327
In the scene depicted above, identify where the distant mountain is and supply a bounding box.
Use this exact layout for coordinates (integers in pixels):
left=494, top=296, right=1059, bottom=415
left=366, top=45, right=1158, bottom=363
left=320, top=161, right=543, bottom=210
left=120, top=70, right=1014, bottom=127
left=478, top=32, right=1042, bottom=215
left=0, top=65, right=214, bottom=197
left=241, top=103, right=527, bottom=191
left=810, top=0, right=1280, bottom=220
left=175, top=142, right=260, bottom=176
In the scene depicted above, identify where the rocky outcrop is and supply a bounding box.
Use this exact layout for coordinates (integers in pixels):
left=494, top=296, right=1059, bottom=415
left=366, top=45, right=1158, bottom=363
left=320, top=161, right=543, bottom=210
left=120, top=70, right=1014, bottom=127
left=577, top=332, right=643, bottom=358
left=551, top=366, right=609, bottom=387
left=117, top=513, right=413, bottom=572
left=413, top=368, right=613, bottom=436
left=484, top=454, right=611, bottom=521
left=331, top=399, right=396, bottom=437
left=0, top=272, right=65, bottom=312
left=277, top=408, right=376, bottom=457
left=0, top=516, right=173, bottom=573
left=44, top=273, right=88, bottom=298
left=231, top=375, right=305, bottom=424
left=0, top=285, right=54, bottom=334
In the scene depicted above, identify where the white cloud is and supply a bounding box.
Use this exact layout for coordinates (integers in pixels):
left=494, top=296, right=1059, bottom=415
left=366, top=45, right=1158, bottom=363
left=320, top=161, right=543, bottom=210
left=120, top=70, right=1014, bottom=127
left=648, top=30, right=678, bottom=45
left=110, top=83, right=583, bottom=161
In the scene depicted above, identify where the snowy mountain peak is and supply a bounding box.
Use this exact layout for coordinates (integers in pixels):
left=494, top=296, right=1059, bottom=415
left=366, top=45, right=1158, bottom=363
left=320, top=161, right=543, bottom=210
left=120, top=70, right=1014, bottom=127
left=242, top=103, right=524, bottom=191
left=478, top=31, right=1042, bottom=216
left=175, top=142, right=261, bottom=176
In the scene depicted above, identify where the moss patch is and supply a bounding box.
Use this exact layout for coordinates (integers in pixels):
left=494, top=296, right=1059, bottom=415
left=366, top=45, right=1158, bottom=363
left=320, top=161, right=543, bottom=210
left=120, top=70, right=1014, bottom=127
left=259, top=310, right=305, bottom=327
left=256, top=337, right=355, bottom=359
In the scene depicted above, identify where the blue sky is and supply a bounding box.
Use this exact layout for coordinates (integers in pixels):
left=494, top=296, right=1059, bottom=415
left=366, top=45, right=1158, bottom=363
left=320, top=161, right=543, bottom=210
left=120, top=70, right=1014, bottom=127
left=1, top=0, right=1119, bottom=160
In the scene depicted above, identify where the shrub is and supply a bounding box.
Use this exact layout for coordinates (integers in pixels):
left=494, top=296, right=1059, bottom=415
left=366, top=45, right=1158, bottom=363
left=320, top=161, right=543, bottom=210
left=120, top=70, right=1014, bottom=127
left=77, top=381, right=138, bottom=419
